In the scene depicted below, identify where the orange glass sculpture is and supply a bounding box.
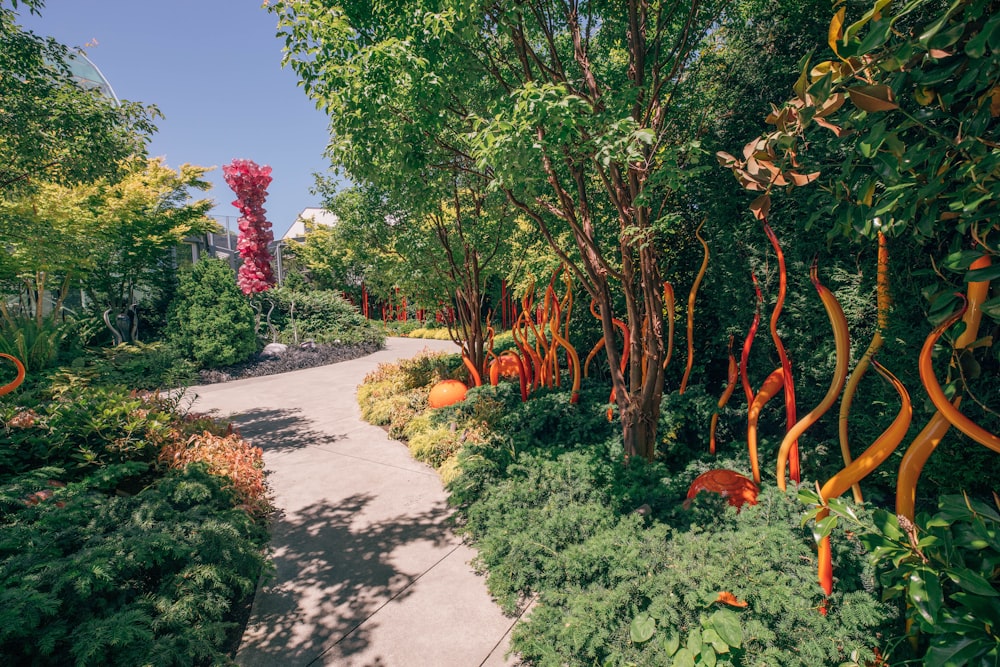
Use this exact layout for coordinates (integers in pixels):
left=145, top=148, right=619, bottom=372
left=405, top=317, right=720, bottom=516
left=0, top=353, right=26, bottom=397
left=489, top=354, right=522, bottom=381
left=685, top=469, right=760, bottom=510
left=428, top=379, right=468, bottom=408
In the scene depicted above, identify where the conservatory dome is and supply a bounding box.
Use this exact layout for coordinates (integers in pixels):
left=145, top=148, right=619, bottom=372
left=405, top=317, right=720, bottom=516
left=65, top=51, right=119, bottom=104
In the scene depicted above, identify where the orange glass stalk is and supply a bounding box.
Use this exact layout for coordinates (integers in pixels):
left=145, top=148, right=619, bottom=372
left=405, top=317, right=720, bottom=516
left=748, top=367, right=784, bottom=485
left=709, top=336, right=738, bottom=455
left=763, top=221, right=800, bottom=482
left=777, top=262, right=850, bottom=492
left=663, top=282, right=675, bottom=370
left=816, top=360, right=911, bottom=596
left=919, top=294, right=1000, bottom=454
left=838, top=232, right=889, bottom=503
left=740, top=274, right=763, bottom=406
left=680, top=221, right=709, bottom=394
left=0, top=353, right=25, bottom=396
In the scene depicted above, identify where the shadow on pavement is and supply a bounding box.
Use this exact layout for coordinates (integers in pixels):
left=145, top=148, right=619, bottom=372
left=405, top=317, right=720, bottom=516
left=237, top=492, right=456, bottom=666
left=225, top=407, right=342, bottom=455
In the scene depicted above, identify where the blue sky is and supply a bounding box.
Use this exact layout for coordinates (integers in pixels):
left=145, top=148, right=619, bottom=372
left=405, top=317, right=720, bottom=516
left=18, top=0, right=336, bottom=239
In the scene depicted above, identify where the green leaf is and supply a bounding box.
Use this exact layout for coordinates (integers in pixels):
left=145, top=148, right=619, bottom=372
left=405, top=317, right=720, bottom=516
left=630, top=613, right=657, bottom=644
left=908, top=568, right=943, bottom=625
left=702, top=628, right=729, bottom=654
left=872, top=509, right=905, bottom=540
left=966, top=263, right=1000, bottom=283
left=941, top=249, right=985, bottom=272
left=663, top=630, right=680, bottom=656
left=708, top=609, right=743, bottom=648
left=801, top=505, right=825, bottom=528
left=701, top=644, right=718, bottom=667
left=965, top=25, right=991, bottom=58
left=946, top=567, right=1000, bottom=597
left=687, top=627, right=702, bottom=655
left=826, top=496, right=860, bottom=522
left=924, top=636, right=993, bottom=667
left=812, top=515, right=839, bottom=543
left=798, top=488, right=821, bottom=505
left=918, top=0, right=966, bottom=46
left=980, top=297, right=1000, bottom=320
left=671, top=647, right=696, bottom=667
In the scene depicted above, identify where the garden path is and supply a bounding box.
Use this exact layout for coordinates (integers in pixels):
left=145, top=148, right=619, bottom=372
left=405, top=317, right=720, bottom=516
left=190, top=337, right=521, bottom=666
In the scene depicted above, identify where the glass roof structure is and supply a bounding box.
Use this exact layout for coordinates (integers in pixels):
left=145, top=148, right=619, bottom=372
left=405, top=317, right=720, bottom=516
left=65, top=51, right=119, bottom=104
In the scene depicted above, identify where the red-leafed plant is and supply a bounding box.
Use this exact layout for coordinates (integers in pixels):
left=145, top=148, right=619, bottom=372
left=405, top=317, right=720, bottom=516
left=159, top=430, right=271, bottom=517
left=223, top=159, right=275, bottom=295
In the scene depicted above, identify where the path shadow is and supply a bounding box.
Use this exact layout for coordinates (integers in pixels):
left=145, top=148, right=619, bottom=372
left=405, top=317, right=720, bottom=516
left=237, top=492, right=457, bottom=666
left=224, top=407, right=342, bottom=455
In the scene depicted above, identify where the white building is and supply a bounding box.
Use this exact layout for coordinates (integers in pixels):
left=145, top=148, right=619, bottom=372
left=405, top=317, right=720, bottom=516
left=282, top=207, right=339, bottom=242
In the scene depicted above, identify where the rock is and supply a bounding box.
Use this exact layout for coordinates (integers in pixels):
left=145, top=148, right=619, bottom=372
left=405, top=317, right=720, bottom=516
left=261, top=342, right=288, bottom=358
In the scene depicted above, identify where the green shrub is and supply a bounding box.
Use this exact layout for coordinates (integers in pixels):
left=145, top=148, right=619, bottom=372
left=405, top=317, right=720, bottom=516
left=403, top=326, right=453, bottom=340
left=461, top=450, right=622, bottom=612
left=0, top=463, right=268, bottom=666
left=47, top=342, right=197, bottom=391
left=497, top=483, right=891, bottom=666
left=1, top=386, right=174, bottom=480
left=808, top=490, right=1000, bottom=665
left=265, top=287, right=383, bottom=345
left=167, top=259, right=257, bottom=369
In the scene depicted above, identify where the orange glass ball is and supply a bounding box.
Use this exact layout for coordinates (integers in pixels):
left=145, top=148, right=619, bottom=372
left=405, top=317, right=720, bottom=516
left=428, top=379, right=468, bottom=408
left=685, top=469, right=759, bottom=510
left=490, top=355, right=522, bottom=379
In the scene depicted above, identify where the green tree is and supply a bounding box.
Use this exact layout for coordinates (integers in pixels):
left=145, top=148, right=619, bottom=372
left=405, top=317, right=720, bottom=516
left=0, top=179, right=99, bottom=324
left=0, top=160, right=215, bottom=335
left=85, top=158, right=216, bottom=335
left=272, top=0, right=726, bottom=459
left=0, top=1, right=156, bottom=194
left=166, top=259, right=257, bottom=368
left=312, top=180, right=526, bottom=378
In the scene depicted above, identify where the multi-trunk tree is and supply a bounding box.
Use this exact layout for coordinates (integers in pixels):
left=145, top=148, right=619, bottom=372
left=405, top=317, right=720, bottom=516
left=273, top=0, right=727, bottom=459
left=310, top=175, right=522, bottom=381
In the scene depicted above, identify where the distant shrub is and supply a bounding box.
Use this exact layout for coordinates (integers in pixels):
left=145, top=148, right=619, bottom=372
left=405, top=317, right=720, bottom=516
left=403, top=327, right=453, bottom=340
left=167, top=259, right=257, bottom=369
left=266, top=287, right=383, bottom=345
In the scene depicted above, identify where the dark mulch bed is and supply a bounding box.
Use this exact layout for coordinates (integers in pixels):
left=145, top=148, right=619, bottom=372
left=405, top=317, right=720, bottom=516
left=198, top=340, right=384, bottom=384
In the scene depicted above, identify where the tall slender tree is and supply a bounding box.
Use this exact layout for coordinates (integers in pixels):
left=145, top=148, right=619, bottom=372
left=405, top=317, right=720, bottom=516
left=273, top=0, right=727, bottom=459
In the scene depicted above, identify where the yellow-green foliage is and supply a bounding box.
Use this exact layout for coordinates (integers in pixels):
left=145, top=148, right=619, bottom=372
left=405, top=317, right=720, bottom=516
left=402, top=413, right=434, bottom=440
left=387, top=390, right=428, bottom=439
left=408, top=426, right=462, bottom=468
left=404, top=327, right=454, bottom=340
left=438, top=455, right=462, bottom=486
left=357, top=378, right=405, bottom=424
left=357, top=349, right=486, bottom=476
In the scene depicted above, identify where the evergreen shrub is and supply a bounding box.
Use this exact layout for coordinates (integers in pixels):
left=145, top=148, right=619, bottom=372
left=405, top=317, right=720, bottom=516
left=167, top=259, right=257, bottom=369
left=0, top=464, right=268, bottom=666
left=266, top=287, right=383, bottom=345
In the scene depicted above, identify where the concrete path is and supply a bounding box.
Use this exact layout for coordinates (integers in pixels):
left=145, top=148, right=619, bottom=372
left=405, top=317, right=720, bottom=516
left=189, top=338, right=522, bottom=666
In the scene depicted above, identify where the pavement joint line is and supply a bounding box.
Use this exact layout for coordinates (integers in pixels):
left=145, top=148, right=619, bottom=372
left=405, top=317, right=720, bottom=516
left=304, top=445, right=440, bottom=477
left=477, top=593, right=536, bottom=667
left=305, top=541, right=464, bottom=666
